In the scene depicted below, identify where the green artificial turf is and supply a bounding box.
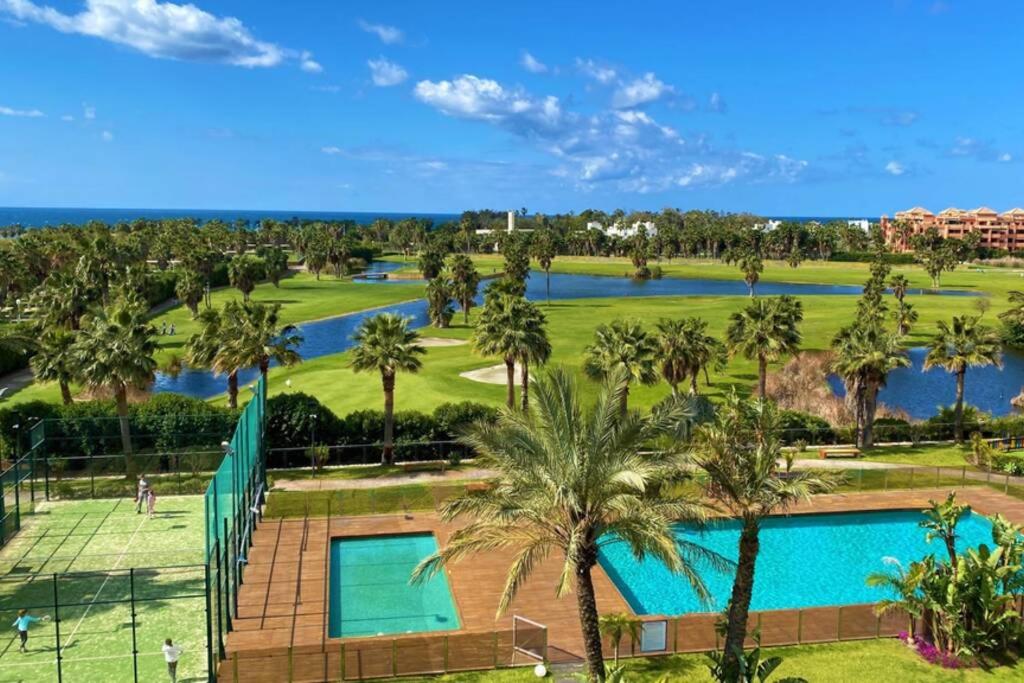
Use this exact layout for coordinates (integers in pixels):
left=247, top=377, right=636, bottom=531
left=0, top=496, right=208, bottom=683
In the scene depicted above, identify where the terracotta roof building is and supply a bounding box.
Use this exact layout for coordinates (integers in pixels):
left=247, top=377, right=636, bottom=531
left=881, top=206, right=1024, bottom=252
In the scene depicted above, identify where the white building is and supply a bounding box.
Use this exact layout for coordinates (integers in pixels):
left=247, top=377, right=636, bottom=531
left=586, top=220, right=657, bottom=239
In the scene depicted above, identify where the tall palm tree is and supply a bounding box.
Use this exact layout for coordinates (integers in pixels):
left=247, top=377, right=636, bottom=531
left=726, top=296, right=803, bottom=399
left=924, top=315, right=1002, bottom=442
left=447, top=254, right=480, bottom=325
left=175, top=267, right=205, bottom=317
left=31, top=328, right=77, bottom=405
left=893, top=301, right=919, bottom=337
left=221, top=302, right=304, bottom=382
left=689, top=393, right=836, bottom=673
left=655, top=319, right=691, bottom=397
left=412, top=369, right=722, bottom=682
left=72, top=302, right=157, bottom=462
left=184, top=307, right=240, bottom=408
left=350, top=313, right=425, bottom=464
left=889, top=274, right=910, bottom=305
left=831, top=322, right=910, bottom=448
left=583, top=319, right=658, bottom=413
left=726, top=248, right=763, bottom=297
left=228, top=254, right=263, bottom=301
left=425, top=276, right=455, bottom=328
left=472, top=295, right=549, bottom=409
left=530, top=230, right=558, bottom=304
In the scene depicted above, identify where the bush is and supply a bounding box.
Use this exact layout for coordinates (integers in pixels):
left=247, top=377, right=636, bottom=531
left=144, top=270, right=178, bottom=307
left=433, top=402, right=499, bottom=437
left=777, top=410, right=834, bottom=445
left=992, top=453, right=1024, bottom=476
left=265, top=393, right=342, bottom=466
left=922, top=405, right=988, bottom=440
left=831, top=251, right=917, bottom=265
left=649, top=265, right=664, bottom=280
left=873, top=417, right=914, bottom=442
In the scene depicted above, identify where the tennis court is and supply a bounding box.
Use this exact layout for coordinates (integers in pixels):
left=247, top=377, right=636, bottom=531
left=0, top=496, right=209, bottom=683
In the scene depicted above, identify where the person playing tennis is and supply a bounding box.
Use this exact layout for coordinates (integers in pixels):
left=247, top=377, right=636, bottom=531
left=162, top=638, right=183, bottom=682
left=135, top=473, right=150, bottom=514
left=12, top=609, right=50, bottom=653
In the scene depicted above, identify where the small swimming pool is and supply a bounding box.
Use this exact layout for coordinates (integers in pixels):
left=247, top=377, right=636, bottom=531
left=598, top=509, right=996, bottom=615
left=328, top=533, right=460, bottom=638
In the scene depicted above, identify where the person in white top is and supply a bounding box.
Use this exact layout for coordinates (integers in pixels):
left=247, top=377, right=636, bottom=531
left=136, top=474, right=150, bottom=514
left=162, top=638, right=183, bottom=682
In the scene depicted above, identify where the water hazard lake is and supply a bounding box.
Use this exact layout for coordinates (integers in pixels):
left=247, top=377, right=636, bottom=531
left=153, top=266, right=981, bottom=403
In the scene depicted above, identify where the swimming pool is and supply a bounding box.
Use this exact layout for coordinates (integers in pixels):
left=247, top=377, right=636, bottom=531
left=328, top=533, right=460, bottom=638
left=598, top=509, right=996, bottom=615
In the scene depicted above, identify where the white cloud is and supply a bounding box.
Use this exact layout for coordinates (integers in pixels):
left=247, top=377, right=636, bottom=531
left=612, top=72, right=672, bottom=108
left=100, top=130, right=114, bottom=142
left=999, top=152, right=1013, bottom=163
left=368, top=57, right=407, bottom=87
left=0, top=105, right=44, bottom=117
left=520, top=51, right=547, bottom=74
left=575, top=58, right=616, bottom=84
left=708, top=92, right=726, bottom=113
left=321, top=146, right=344, bottom=155
left=311, top=85, right=341, bottom=94
left=885, top=160, right=905, bottom=176
left=414, top=73, right=806, bottom=192
left=357, top=19, right=403, bottom=45
left=61, top=114, right=74, bottom=121
left=299, top=51, right=322, bottom=74
left=0, top=0, right=316, bottom=69
left=83, top=104, right=95, bottom=120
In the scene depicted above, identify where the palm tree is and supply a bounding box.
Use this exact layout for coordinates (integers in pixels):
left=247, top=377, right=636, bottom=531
left=920, top=493, right=968, bottom=575
left=530, top=230, right=558, bottom=304
left=690, top=393, right=836, bottom=673
left=598, top=613, right=642, bottom=664
left=893, top=301, right=919, bottom=337
left=583, top=319, right=659, bottom=412
left=866, top=558, right=928, bottom=639
left=228, top=254, right=263, bottom=301
left=425, top=276, right=455, bottom=328
left=175, top=267, right=205, bottom=317
left=472, top=295, right=549, bottom=409
left=726, top=248, right=763, bottom=297
left=889, top=274, right=910, bottom=305
left=831, top=323, right=910, bottom=448
left=924, top=315, right=1002, bottom=443
left=72, top=302, right=157, bottom=461
left=655, top=319, right=691, bottom=397
left=185, top=307, right=240, bottom=409
left=221, top=302, right=304, bottom=382
left=412, top=369, right=721, bottom=682
left=447, top=254, right=480, bottom=325
left=350, top=313, right=425, bottom=464
left=31, top=328, right=77, bottom=405
left=726, top=296, right=803, bottom=399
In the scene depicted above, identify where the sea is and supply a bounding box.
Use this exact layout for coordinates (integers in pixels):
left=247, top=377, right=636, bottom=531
left=0, top=206, right=873, bottom=229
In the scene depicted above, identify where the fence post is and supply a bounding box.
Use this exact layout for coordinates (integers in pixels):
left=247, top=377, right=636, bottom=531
left=797, top=609, right=803, bottom=644
left=1006, top=474, right=1011, bottom=494
left=288, top=646, right=294, bottom=682
left=13, top=470, right=19, bottom=532
left=205, top=562, right=216, bottom=681
left=232, top=651, right=239, bottom=683
left=53, top=573, right=63, bottom=683
left=443, top=636, right=449, bottom=673
left=836, top=606, right=842, bottom=641
left=90, top=452, right=95, bottom=498
left=129, top=568, right=139, bottom=683
left=340, top=642, right=346, bottom=681
left=493, top=631, right=499, bottom=668
left=392, top=639, right=398, bottom=678
left=44, top=455, right=49, bottom=501
left=876, top=612, right=881, bottom=638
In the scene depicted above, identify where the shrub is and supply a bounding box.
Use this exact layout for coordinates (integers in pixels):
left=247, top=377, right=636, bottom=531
left=922, top=405, right=988, bottom=440
left=992, top=453, right=1024, bottom=476
left=873, top=417, right=914, bottom=443
left=265, top=393, right=342, bottom=467
left=777, top=410, right=834, bottom=445
left=649, top=265, right=664, bottom=280
left=433, top=402, right=499, bottom=438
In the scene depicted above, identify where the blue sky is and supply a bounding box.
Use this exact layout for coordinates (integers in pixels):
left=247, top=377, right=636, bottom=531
left=0, top=0, right=1021, bottom=216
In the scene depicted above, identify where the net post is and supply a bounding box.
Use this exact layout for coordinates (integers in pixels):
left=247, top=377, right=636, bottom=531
left=206, top=561, right=216, bottom=682
left=44, top=454, right=50, bottom=501
left=224, top=518, right=234, bottom=630
left=13, top=467, right=20, bottom=532
left=53, top=573, right=63, bottom=683
left=129, top=568, right=140, bottom=683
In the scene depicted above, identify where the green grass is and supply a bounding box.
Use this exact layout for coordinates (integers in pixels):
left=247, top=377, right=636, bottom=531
left=263, top=482, right=471, bottom=518
left=391, top=639, right=1023, bottom=682
left=860, top=443, right=977, bottom=467
left=0, top=496, right=208, bottom=683
left=267, top=463, right=475, bottom=485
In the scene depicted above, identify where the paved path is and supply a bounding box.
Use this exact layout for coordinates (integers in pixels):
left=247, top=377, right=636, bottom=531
left=269, top=467, right=496, bottom=491
left=0, top=367, right=33, bottom=395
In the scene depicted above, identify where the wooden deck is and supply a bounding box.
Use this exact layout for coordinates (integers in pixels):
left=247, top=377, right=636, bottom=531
left=225, top=486, right=1024, bottom=670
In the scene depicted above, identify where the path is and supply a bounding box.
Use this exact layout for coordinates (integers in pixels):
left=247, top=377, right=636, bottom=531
left=0, top=367, right=33, bottom=395
left=269, top=467, right=496, bottom=491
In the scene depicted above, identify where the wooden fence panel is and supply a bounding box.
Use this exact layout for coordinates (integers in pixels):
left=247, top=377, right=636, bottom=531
left=838, top=604, right=878, bottom=640
left=675, top=614, right=718, bottom=653
left=343, top=642, right=393, bottom=680
left=393, top=636, right=448, bottom=676
left=758, top=610, right=801, bottom=647
left=446, top=632, right=500, bottom=672
left=799, top=606, right=840, bottom=643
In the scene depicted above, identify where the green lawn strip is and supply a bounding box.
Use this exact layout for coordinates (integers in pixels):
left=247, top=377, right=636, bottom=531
left=264, top=482, right=470, bottom=518
left=859, top=443, right=977, bottom=467
left=833, top=467, right=977, bottom=493
left=387, top=639, right=1022, bottom=682
left=267, top=463, right=475, bottom=484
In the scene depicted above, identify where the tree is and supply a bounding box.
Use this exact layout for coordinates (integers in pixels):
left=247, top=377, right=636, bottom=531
left=893, top=301, right=918, bottom=337
left=999, top=290, right=1024, bottom=347
left=175, top=268, right=205, bottom=317
left=425, top=276, right=455, bottom=328
left=228, top=254, right=263, bottom=301
left=583, top=319, right=658, bottom=413
left=530, top=230, right=558, bottom=303
left=412, top=369, right=720, bottom=682
left=72, top=302, right=157, bottom=461
left=657, top=318, right=726, bottom=396
left=260, top=247, right=289, bottom=287
left=920, top=493, right=968, bottom=575
left=911, top=228, right=957, bottom=288
left=726, top=297, right=803, bottom=399
left=31, top=328, right=76, bottom=405
left=349, top=313, right=425, bottom=464
left=501, top=236, right=531, bottom=289
left=418, top=245, right=446, bottom=280
left=831, top=323, right=910, bottom=448
left=472, top=295, right=549, bottom=410
left=924, top=315, right=1002, bottom=442
left=447, top=254, right=480, bottom=325
left=690, top=394, right=836, bottom=674
left=303, top=236, right=329, bottom=280
left=185, top=307, right=239, bottom=409
left=726, top=248, right=763, bottom=297
left=221, top=302, right=304, bottom=382
left=598, top=613, right=642, bottom=664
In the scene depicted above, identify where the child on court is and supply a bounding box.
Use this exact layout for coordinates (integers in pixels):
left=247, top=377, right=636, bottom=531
left=12, top=609, right=50, bottom=653
left=135, top=473, right=150, bottom=514
left=162, top=638, right=183, bottom=682
left=147, top=486, right=157, bottom=518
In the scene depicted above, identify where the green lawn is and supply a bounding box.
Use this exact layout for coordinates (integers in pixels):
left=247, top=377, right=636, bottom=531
left=393, top=639, right=1023, bottom=682
left=860, top=443, right=977, bottom=467
left=263, top=482, right=469, bottom=518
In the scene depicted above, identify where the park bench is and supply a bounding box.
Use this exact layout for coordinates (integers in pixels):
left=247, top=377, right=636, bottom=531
left=818, top=447, right=862, bottom=459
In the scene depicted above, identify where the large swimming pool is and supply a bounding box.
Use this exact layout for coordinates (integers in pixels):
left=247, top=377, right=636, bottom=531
left=328, top=533, right=460, bottom=638
left=598, top=509, right=996, bottom=615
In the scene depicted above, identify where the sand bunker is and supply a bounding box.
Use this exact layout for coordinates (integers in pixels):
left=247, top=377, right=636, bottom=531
left=460, top=362, right=522, bottom=385
left=419, top=337, right=468, bottom=348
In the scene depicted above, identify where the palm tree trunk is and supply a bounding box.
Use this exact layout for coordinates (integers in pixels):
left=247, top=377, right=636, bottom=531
left=853, top=383, right=866, bottom=449
left=723, top=518, right=760, bottom=671
left=863, top=386, right=877, bottom=448
left=545, top=268, right=551, bottom=305
left=520, top=360, right=530, bottom=411
left=382, top=374, right=396, bottom=465
left=575, top=556, right=606, bottom=682
left=505, top=358, right=516, bottom=409
left=954, top=369, right=965, bottom=443
left=114, top=383, right=134, bottom=475
left=463, top=299, right=470, bottom=325
left=60, top=380, right=73, bottom=405
left=227, top=371, right=239, bottom=410
left=260, top=358, right=269, bottom=382
left=757, top=355, right=767, bottom=399
left=690, top=374, right=698, bottom=395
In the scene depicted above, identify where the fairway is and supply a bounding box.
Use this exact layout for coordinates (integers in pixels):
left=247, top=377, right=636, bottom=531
left=0, top=497, right=208, bottom=683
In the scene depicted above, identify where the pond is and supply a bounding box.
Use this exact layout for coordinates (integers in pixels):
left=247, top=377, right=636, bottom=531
left=153, top=268, right=976, bottom=400
left=828, top=346, right=1024, bottom=419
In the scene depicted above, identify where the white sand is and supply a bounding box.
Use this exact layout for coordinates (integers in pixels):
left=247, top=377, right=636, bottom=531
left=419, top=337, right=468, bottom=348
left=460, top=362, right=522, bottom=385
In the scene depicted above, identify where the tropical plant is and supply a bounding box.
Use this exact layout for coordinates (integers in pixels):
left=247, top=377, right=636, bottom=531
left=893, top=301, right=919, bottom=337
left=726, top=248, right=763, bottom=297
left=531, top=230, right=558, bottom=303
left=726, top=296, right=803, bottom=399
left=412, top=368, right=722, bottom=682
left=349, top=313, right=425, bottom=464
left=472, top=294, right=550, bottom=410
left=425, top=276, right=455, bottom=328
left=924, top=315, right=1002, bottom=442
left=919, top=493, right=968, bottom=574
left=447, top=254, right=480, bottom=324
left=260, top=246, right=289, bottom=287
left=598, top=613, right=642, bottom=664
left=227, top=253, right=263, bottom=301
left=583, top=319, right=659, bottom=413
left=220, top=302, right=304, bottom=382
left=866, top=557, right=929, bottom=638
left=174, top=267, right=205, bottom=317
left=184, top=307, right=238, bottom=409
left=31, top=327, right=77, bottom=405
left=71, top=301, right=157, bottom=462
left=706, top=630, right=808, bottom=683
left=418, top=245, right=446, bottom=280
left=690, top=393, right=836, bottom=672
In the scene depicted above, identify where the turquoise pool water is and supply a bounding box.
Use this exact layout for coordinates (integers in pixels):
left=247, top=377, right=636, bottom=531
left=598, top=510, right=996, bottom=615
left=328, top=533, right=460, bottom=638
